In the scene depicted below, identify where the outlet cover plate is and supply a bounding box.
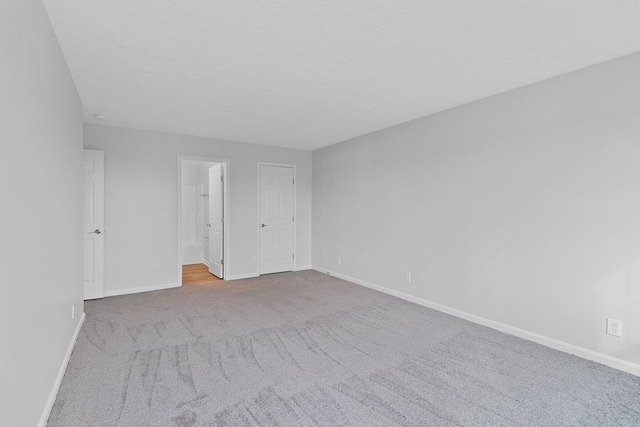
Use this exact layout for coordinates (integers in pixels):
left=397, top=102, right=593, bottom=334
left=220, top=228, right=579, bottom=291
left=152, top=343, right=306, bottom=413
left=606, top=318, right=622, bottom=337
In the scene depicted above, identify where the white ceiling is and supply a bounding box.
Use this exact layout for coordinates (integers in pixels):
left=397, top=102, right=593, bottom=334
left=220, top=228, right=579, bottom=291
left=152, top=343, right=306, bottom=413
left=42, top=0, right=640, bottom=151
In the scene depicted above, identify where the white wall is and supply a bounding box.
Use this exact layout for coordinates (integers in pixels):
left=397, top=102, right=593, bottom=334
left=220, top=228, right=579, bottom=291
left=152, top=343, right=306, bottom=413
left=313, top=52, right=640, bottom=370
left=84, top=124, right=312, bottom=293
left=0, top=1, right=84, bottom=425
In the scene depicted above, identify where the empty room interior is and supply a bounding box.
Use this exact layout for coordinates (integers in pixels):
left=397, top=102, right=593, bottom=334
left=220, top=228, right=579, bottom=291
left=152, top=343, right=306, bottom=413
left=2, top=1, right=640, bottom=426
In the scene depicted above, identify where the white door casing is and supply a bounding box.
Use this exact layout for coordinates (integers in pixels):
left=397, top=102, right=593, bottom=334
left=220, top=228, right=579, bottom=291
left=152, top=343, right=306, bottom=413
left=208, top=164, right=224, bottom=278
left=83, top=149, right=104, bottom=300
left=259, top=165, right=294, bottom=274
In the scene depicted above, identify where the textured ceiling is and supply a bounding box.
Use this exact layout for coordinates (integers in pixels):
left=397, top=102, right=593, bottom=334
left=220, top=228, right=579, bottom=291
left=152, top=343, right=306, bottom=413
left=42, top=0, right=640, bottom=150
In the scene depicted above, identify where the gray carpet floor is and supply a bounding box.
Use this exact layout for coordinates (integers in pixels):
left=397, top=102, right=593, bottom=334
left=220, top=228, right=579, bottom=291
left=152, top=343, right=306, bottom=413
left=48, top=270, right=640, bottom=426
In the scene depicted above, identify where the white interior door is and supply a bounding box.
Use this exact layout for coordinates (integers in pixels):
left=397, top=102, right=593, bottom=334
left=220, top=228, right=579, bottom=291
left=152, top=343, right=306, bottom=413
left=208, top=164, right=224, bottom=278
left=259, top=165, right=294, bottom=274
left=83, top=149, right=104, bottom=300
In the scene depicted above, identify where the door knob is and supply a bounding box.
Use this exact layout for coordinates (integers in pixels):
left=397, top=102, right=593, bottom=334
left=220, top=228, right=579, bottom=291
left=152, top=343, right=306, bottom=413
left=261, top=224, right=267, bottom=227
left=88, top=229, right=102, bottom=234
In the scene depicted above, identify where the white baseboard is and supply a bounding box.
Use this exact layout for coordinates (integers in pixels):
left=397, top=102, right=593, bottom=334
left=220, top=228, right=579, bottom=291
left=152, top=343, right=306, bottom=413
left=312, top=266, right=640, bottom=378
left=226, top=267, right=310, bottom=280
left=226, top=272, right=260, bottom=281
left=104, top=282, right=179, bottom=297
left=39, top=312, right=85, bottom=427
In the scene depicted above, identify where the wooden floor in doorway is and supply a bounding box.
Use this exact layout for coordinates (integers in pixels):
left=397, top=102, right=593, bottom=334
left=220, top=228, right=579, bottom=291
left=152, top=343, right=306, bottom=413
left=182, top=263, right=222, bottom=285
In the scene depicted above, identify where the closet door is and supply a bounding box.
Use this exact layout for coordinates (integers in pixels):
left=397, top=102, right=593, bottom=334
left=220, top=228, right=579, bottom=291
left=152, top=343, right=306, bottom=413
left=83, top=149, right=104, bottom=299
left=259, top=165, right=294, bottom=275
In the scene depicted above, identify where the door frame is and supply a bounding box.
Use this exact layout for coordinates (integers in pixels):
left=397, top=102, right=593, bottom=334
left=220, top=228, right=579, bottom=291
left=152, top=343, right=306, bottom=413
left=177, top=155, right=230, bottom=285
left=256, top=162, right=297, bottom=275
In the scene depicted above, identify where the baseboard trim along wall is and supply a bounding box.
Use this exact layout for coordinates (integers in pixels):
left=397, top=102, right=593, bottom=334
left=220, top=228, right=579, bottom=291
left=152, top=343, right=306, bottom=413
left=227, top=266, right=311, bottom=280
left=104, top=282, right=179, bottom=298
left=312, top=266, right=640, bottom=378
left=225, top=273, right=260, bottom=281
left=39, top=312, right=86, bottom=427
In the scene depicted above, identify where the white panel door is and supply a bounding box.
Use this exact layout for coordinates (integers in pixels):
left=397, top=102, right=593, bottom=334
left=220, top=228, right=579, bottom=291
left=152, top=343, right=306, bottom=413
left=259, top=165, right=294, bottom=274
left=208, top=164, right=224, bottom=278
left=83, top=149, right=104, bottom=300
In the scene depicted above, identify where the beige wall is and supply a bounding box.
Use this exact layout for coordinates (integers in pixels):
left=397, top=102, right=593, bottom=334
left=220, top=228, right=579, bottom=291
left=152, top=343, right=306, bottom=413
left=313, top=52, right=640, bottom=371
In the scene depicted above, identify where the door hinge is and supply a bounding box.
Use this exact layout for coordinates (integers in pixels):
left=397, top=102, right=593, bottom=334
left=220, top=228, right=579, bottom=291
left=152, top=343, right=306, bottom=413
left=292, top=216, right=294, bottom=222
left=221, top=175, right=224, bottom=181
left=221, top=217, right=224, bottom=224
left=292, top=254, right=295, bottom=259
left=293, top=179, right=295, bottom=184
left=221, top=259, right=224, bottom=265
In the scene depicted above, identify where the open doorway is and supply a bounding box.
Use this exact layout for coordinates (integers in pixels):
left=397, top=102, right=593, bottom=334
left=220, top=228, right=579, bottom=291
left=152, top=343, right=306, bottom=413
left=178, top=156, right=229, bottom=285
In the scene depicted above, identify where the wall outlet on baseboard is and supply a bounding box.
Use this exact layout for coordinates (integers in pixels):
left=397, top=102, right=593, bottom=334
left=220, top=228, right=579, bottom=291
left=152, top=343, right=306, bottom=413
left=152, top=265, right=158, bottom=273
left=337, top=256, right=342, bottom=265
left=404, top=272, right=411, bottom=283
left=606, top=318, right=622, bottom=337
left=71, top=303, right=75, bottom=320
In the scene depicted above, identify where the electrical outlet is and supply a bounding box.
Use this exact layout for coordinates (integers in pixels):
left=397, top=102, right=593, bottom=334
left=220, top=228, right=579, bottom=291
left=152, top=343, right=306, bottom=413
left=250, top=256, right=256, bottom=264
left=404, top=272, right=411, bottom=283
left=606, top=318, right=622, bottom=337
left=71, top=303, right=75, bottom=320
left=152, top=265, right=158, bottom=273
left=337, top=256, right=342, bottom=265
